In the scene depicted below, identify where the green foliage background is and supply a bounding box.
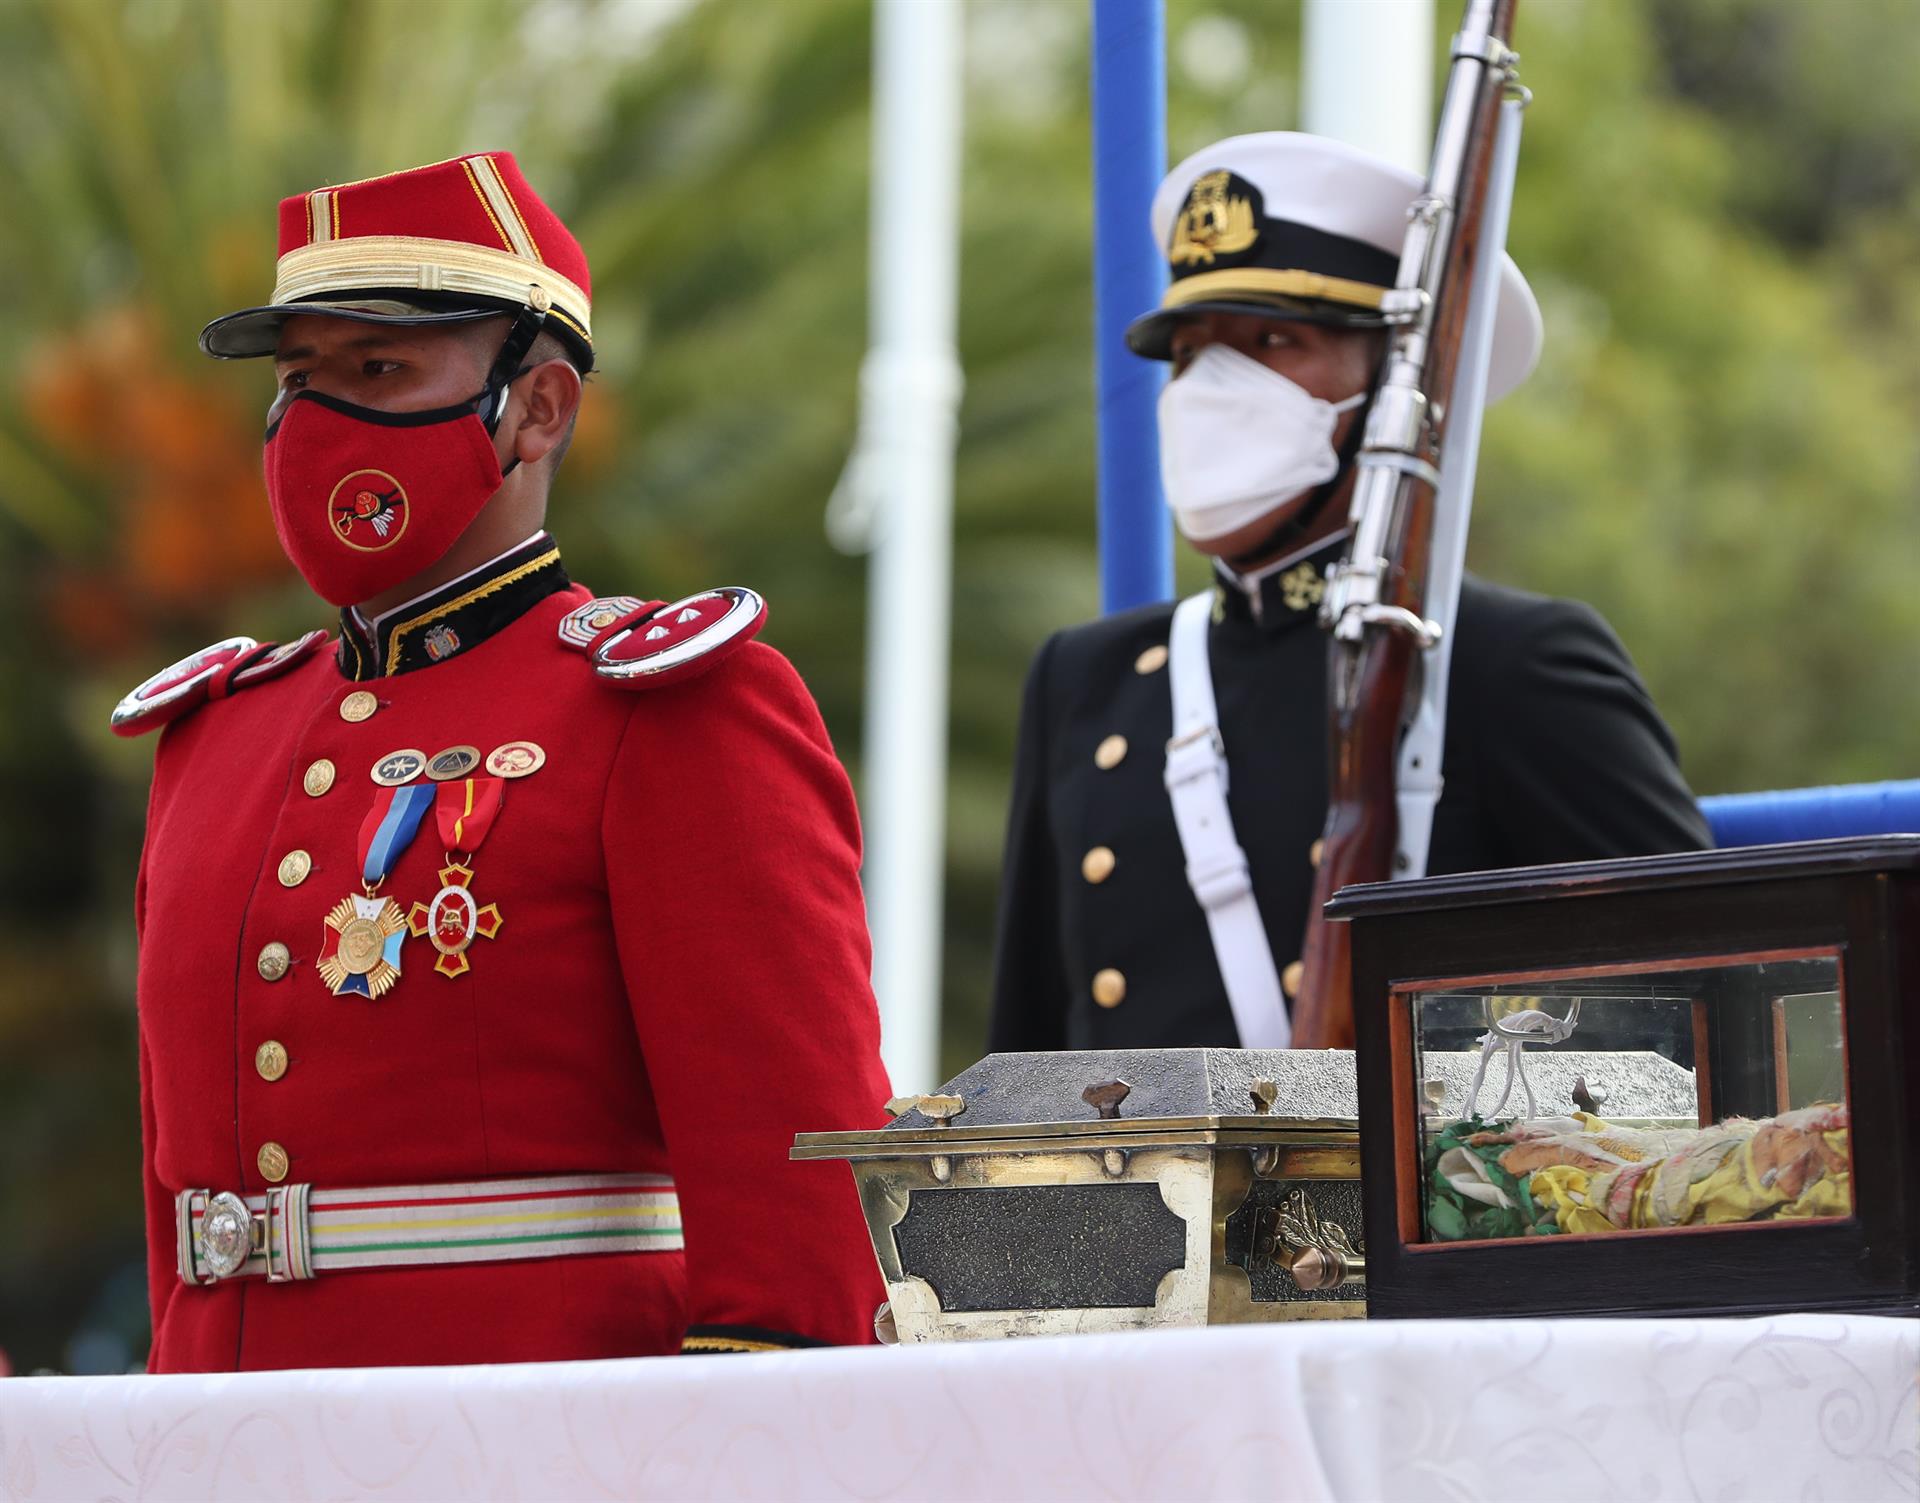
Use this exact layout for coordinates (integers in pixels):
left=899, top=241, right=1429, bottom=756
left=0, top=0, right=1915, bottom=1371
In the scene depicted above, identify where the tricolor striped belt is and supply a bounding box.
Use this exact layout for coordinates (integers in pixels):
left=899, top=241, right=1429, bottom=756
left=175, top=1173, right=682, bottom=1285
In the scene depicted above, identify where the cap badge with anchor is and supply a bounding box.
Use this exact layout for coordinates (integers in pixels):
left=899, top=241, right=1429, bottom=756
left=1169, top=170, right=1259, bottom=266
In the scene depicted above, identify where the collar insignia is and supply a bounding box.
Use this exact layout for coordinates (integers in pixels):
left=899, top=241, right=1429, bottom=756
left=1280, top=561, right=1328, bottom=613
left=336, top=535, right=568, bottom=681
left=1169, top=170, right=1260, bottom=268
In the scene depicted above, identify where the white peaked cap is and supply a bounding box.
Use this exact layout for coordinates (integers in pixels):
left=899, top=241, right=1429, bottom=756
left=1132, top=131, right=1542, bottom=402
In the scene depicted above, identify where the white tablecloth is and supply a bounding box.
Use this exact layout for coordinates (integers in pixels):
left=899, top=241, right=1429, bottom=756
left=1, top=1314, right=1914, bottom=1501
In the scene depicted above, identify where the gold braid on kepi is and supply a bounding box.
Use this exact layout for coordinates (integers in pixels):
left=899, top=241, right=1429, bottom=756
left=199, top=152, right=595, bottom=374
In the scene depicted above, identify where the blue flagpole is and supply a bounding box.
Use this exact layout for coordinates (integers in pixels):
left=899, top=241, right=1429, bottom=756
left=1090, top=0, right=1173, bottom=613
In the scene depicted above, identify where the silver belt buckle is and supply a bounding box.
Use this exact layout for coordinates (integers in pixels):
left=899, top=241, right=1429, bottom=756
left=196, top=1190, right=257, bottom=1281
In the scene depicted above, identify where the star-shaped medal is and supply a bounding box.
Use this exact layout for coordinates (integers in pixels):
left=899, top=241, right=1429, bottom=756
left=318, top=894, right=408, bottom=998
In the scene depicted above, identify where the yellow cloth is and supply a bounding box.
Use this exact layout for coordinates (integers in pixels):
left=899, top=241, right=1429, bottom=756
left=1529, top=1165, right=1615, bottom=1236
left=1525, top=1110, right=1850, bottom=1233
left=1680, top=1128, right=1851, bottom=1225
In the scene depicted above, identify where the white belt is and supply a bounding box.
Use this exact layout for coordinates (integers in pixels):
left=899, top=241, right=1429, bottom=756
left=175, top=1172, right=683, bottom=1285
left=1164, top=590, right=1292, bottom=1048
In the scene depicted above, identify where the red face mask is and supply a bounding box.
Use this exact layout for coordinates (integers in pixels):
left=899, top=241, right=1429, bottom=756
left=262, top=384, right=514, bottom=607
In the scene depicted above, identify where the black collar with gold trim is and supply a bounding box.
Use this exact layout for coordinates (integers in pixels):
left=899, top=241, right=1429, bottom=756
left=336, top=534, right=570, bottom=681
left=1211, top=530, right=1350, bottom=634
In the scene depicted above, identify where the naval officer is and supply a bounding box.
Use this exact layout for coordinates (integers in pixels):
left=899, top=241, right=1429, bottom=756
left=989, top=132, right=1711, bottom=1053
left=115, top=152, right=891, bottom=1369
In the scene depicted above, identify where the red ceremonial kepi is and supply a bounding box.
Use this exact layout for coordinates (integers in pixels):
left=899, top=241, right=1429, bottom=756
left=110, top=151, right=893, bottom=1373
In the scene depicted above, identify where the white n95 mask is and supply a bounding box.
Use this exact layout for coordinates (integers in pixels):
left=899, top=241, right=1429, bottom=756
left=1157, top=343, right=1367, bottom=542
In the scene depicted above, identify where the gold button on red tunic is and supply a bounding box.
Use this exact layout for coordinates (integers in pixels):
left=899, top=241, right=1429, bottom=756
left=256, top=942, right=291, bottom=981
left=129, top=575, right=889, bottom=1373
left=255, top=1041, right=289, bottom=1081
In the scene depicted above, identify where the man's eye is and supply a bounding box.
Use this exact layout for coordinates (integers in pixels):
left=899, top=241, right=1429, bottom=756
left=280, top=370, right=310, bottom=389
left=363, top=360, right=403, bottom=377
left=1260, top=329, right=1291, bottom=349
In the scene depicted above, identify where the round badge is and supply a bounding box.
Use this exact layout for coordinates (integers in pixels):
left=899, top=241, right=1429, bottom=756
left=370, top=748, right=427, bottom=786
left=327, top=469, right=410, bottom=553
left=426, top=744, right=482, bottom=781
left=485, top=740, right=547, bottom=779
left=336, top=916, right=386, bottom=974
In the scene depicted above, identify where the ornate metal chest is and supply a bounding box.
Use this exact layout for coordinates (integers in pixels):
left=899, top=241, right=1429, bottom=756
left=793, top=1047, right=1367, bottom=1342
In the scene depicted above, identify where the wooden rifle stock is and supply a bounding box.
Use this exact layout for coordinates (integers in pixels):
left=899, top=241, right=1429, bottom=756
left=1290, top=0, right=1520, bottom=1049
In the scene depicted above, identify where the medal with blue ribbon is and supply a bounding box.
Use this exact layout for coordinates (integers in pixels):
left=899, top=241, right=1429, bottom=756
left=318, top=783, right=435, bottom=999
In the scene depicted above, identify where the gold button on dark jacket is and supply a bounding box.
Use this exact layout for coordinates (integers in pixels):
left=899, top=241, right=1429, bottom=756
left=989, top=536, right=1714, bottom=1054
left=1094, top=734, right=1128, bottom=770
left=1091, top=968, right=1127, bottom=1007
left=1081, top=846, right=1116, bottom=884
left=256, top=942, right=291, bottom=982
left=277, top=850, right=311, bottom=888
left=303, top=759, right=336, bottom=797
left=255, top=1040, right=289, bottom=1081
left=257, top=1141, right=290, bottom=1183
left=339, top=690, right=378, bottom=722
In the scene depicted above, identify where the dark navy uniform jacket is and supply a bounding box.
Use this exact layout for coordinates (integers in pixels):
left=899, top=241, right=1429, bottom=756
left=988, top=536, right=1713, bottom=1052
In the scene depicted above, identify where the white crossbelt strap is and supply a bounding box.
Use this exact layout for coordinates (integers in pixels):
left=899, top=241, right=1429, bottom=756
left=1164, top=591, right=1292, bottom=1048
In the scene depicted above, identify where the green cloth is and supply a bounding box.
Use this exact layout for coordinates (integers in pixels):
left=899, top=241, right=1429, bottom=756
left=1423, top=1116, right=1561, bottom=1242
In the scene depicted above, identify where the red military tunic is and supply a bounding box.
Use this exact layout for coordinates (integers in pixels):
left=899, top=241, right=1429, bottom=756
left=125, top=535, right=890, bottom=1370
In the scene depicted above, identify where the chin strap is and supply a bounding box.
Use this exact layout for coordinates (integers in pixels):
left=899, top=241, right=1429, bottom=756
left=480, top=305, right=551, bottom=476
left=1226, top=390, right=1375, bottom=572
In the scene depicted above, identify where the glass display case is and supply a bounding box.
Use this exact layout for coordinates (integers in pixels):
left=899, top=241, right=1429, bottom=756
left=1331, top=837, right=1917, bottom=1319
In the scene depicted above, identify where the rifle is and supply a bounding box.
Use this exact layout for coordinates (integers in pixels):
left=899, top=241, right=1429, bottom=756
left=1289, top=0, right=1525, bottom=1048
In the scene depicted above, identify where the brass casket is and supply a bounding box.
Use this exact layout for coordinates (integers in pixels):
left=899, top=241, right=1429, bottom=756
left=791, top=1048, right=1368, bottom=1342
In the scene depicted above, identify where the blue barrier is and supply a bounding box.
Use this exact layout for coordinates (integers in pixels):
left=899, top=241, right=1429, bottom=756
left=1090, top=0, right=1173, bottom=613
left=1699, top=780, right=1920, bottom=849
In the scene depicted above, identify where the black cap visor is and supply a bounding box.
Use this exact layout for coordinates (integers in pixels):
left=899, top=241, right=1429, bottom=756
left=199, top=292, right=519, bottom=361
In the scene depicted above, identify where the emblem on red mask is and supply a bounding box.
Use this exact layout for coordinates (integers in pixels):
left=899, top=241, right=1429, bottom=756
left=330, top=469, right=411, bottom=551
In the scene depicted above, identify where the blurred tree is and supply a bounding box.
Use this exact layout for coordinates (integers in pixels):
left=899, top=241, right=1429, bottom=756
left=1, top=0, right=1917, bottom=1371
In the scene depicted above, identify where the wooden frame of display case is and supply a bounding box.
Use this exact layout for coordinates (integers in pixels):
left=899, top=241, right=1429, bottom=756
left=1331, top=836, right=1920, bottom=1320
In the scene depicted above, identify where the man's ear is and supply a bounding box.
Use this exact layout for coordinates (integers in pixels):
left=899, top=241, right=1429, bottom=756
left=509, top=359, right=584, bottom=468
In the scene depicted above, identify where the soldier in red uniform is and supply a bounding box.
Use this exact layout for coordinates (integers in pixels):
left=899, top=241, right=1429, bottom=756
left=113, top=153, right=892, bottom=1371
